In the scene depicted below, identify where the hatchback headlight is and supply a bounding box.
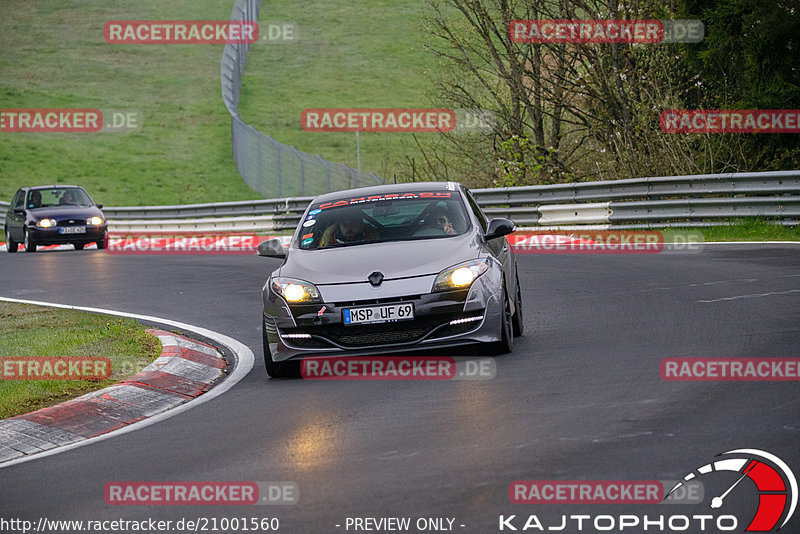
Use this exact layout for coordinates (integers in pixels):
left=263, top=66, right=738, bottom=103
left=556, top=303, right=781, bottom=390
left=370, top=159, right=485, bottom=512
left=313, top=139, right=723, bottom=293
left=432, top=259, right=489, bottom=292
left=87, top=216, right=104, bottom=225
left=271, top=277, right=322, bottom=304
left=36, top=218, right=57, bottom=228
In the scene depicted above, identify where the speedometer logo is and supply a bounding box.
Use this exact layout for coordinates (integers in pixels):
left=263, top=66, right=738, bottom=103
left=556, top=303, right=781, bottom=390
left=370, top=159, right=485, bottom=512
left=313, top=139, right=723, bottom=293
left=666, top=449, right=797, bottom=531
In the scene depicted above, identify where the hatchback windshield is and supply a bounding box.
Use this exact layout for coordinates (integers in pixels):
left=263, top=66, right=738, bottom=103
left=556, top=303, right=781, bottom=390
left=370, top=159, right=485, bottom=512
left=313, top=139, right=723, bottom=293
left=299, top=191, right=470, bottom=249
left=26, top=188, right=92, bottom=209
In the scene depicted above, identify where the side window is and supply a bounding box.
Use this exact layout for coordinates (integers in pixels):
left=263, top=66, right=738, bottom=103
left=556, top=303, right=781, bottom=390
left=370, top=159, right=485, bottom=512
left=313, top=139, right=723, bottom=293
left=465, top=190, right=488, bottom=232
left=12, top=190, right=24, bottom=210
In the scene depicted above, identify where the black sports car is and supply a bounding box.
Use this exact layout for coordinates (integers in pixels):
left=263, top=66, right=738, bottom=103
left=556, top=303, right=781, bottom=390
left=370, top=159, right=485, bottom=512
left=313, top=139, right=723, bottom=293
left=258, top=181, right=523, bottom=378
left=4, top=185, right=108, bottom=252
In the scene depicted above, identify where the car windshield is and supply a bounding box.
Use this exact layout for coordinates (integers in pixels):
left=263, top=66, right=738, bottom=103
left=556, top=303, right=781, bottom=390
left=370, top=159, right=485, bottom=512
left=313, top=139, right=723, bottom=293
left=299, top=191, right=470, bottom=250
left=26, top=188, right=92, bottom=209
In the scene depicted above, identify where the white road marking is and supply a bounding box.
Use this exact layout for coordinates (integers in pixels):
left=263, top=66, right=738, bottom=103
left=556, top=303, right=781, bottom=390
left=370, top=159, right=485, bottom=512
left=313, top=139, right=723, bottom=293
left=697, top=289, right=800, bottom=303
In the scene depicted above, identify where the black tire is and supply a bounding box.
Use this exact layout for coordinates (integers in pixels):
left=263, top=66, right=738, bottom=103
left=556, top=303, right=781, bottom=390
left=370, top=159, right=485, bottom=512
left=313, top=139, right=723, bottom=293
left=490, top=286, right=514, bottom=355
left=512, top=270, right=524, bottom=337
left=96, top=234, right=107, bottom=249
left=74, top=243, right=85, bottom=250
left=263, top=320, right=299, bottom=378
left=23, top=229, right=37, bottom=253
left=5, top=228, right=18, bottom=253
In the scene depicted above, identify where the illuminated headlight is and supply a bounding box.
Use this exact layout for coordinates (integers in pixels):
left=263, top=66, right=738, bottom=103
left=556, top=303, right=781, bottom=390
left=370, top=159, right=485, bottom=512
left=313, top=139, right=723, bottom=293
left=271, top=277, right=321, bottom=304
left=432, top=259, right=489, bottom=292
left=36, top=219, right=57, bottom=228
left=87, top=216, right=104, bottom=225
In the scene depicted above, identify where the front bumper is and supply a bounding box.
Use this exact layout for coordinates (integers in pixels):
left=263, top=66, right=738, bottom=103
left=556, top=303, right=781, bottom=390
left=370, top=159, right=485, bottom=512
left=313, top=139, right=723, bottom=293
left=263, top=270, right=505, bottom=362
left=28, top=225, right=107, bottom=245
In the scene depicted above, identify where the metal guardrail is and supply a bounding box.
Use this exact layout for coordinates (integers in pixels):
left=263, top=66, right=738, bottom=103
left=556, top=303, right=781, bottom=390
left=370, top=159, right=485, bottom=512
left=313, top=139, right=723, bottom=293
left=221, top=0, right=381, bottom=198
left=3, top=172, right=798, bottom=232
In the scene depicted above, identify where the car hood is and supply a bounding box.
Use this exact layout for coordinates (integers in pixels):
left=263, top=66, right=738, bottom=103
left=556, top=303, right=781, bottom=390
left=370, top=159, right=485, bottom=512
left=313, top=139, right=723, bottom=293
left=28, top=206, right=104, bottom=220
left=280, top=233, right=483, bottom=285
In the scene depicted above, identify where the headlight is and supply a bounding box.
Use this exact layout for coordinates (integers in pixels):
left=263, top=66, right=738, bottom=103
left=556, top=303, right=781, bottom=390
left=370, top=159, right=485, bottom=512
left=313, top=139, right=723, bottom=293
left=36, top=219, right=57, bottom=228
left=87, top=216, right=104, bottom=225
left=271, top=277, right=322, bottom=304
left=432, top=259, right=489, bottom=292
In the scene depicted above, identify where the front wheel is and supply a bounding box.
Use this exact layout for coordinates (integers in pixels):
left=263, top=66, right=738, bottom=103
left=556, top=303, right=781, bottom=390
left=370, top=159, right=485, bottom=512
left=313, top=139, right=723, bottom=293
left=24, top=229, right=37, bottom=253
left=489, top=287, right=514, bottom=355
left=96, top=233, right=108, bottom=249
left=263, top=320, right=299, bottom=378
left=74, top=243, right=85, bottom=250
left=5, top=228, right=18, bottom=253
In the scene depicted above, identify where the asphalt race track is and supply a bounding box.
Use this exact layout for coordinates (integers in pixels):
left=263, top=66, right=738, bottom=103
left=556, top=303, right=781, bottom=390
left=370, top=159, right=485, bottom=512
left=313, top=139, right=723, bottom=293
left=1, top=245, right=799, bottom=533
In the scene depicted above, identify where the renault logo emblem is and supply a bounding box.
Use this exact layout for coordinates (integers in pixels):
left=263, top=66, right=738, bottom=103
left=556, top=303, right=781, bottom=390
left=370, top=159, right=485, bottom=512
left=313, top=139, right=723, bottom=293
left=368, top=271, right=384, bottom=286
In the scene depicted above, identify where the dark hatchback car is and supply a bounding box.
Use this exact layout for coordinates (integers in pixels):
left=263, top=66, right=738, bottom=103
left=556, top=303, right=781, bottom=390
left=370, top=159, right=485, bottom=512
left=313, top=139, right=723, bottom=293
left=4, top=185, right=108, bottom=252
left=258, top=181, right=523, bottom=377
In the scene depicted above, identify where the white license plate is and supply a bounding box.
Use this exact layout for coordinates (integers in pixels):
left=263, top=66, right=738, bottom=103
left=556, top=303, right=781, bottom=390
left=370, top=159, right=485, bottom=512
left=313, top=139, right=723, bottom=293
left=59, top=226, right=86, bottom=234
left=343, top=303, right=414, bottom=325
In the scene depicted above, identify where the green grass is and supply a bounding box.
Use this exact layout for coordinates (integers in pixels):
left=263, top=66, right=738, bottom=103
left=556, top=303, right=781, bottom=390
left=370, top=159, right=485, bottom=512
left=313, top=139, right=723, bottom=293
left=237, top=0, right=441, bottom=181
left=0, top=0, right=262, bottom=206
left=667, top=220, right=800, bottom=242
left=0, top=301, right=161, bottom=419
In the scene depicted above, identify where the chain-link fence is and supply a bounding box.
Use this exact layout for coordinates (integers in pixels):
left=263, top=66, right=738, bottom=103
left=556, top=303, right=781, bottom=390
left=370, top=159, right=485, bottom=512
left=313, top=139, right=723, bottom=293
left=221, top=0, right=382, bottom=198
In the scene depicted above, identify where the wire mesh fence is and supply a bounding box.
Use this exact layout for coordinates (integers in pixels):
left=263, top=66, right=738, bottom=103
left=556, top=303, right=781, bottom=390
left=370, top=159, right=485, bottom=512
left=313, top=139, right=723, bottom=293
left=221, top=0, right=381, bottom=197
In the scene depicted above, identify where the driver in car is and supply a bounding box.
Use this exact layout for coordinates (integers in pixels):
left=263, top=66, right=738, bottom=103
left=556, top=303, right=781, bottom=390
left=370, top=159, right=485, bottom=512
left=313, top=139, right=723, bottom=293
left=320, top=212, right=375, bottom=246
left=28, top=190, right=42, bottom=209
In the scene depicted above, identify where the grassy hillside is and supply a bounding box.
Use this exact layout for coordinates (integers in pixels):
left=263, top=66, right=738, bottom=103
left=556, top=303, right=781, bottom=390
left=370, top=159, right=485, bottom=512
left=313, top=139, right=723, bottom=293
left=237, top=0, right=441, bottom=181
left=0, top=0, right=261, bottom=206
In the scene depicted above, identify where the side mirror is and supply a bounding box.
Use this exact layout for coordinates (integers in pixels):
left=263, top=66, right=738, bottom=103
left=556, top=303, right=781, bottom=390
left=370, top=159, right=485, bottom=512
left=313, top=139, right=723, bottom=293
left=14, top=209, right=25, bottom=215
left=485, top=218, right=516, bottom=240
left=96, top=204, right=103, bottom=209
left=257, top=237, right=287, bottom=258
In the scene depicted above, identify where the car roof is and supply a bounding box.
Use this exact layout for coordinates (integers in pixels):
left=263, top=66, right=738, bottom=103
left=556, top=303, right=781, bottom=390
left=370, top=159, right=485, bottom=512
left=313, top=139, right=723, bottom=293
left=311, top=181, right=463, bottom=204
left=24, top=185, right=84, bottom=191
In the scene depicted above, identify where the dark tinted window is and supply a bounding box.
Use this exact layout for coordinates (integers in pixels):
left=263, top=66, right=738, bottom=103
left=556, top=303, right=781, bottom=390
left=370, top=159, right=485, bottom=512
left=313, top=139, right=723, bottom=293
left=12, top=190, right=24, bottom=209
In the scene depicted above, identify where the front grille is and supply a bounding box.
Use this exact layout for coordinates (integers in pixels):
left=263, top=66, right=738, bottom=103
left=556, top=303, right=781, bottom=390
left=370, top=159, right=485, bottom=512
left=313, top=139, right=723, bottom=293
left=281, top=312, right=481, bottom=349
left=57, top=219, right=84, bottom=227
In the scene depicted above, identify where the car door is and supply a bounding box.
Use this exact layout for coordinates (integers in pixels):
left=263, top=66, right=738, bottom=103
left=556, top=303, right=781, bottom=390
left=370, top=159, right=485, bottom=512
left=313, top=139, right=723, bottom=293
left=6, top=189, right=25, bottom=240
